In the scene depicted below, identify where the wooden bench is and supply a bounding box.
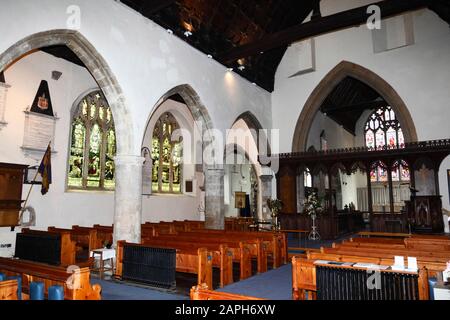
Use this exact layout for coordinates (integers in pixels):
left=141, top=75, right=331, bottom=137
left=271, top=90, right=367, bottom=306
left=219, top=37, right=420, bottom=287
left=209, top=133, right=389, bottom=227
left=141, top=237, right=237, bottom=287
left=0, top=257, right=101, bottom=300
left=92, top=224, right=114, bottom=248
left=116, top=241, right=214, bottom=290
left=145, top=232, right=266, bottom=277
left=48, top=226, right=97, bottom=262
left=358, top=231, right=411, bottom=238
left=292, top=254, right=435, bottom=300
left=19, top=229, right=76, bottom=266
left=0, top=280, right=18, bottom=300
left=179, top=229, right=287, bottom=268
left=190, top=283, right=265, bottom=300
left=322, top=246, right=450, bottom=263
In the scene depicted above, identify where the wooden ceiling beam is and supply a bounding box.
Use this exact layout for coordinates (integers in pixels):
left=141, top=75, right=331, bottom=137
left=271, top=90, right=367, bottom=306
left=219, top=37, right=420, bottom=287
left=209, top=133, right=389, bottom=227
left=322, top=99, right=387, bottom=113
left=139, top=0, right=177, bottom=16
left=219, top=0, right=430, bottom=63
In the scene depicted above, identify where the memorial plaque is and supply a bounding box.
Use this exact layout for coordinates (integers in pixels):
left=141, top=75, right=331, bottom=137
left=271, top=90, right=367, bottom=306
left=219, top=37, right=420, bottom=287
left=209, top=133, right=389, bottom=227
left=22, top=111, right=57, bottom=152
left=0, top=82, right=11, bottom=127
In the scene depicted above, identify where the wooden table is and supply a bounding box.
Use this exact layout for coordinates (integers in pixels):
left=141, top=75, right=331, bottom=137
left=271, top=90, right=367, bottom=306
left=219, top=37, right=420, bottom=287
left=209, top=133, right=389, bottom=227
left=90, top=248, right=115, bottom=279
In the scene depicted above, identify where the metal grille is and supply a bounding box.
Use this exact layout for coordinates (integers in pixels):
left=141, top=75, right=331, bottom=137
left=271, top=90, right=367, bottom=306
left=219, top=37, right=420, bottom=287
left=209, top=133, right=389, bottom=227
left=316, top=265, right=419, bottom=300
left=122, top=245, right=176, bottom=290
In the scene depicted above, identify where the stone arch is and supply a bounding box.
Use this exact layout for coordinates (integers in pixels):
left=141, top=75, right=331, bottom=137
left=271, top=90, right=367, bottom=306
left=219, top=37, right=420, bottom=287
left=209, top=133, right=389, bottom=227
left=223, top=143, right=262, bottom=220
left=154, top=84, right=214, bottom=142
left=292, top=61, right=418, bottom=152
left=0, top=29, right=134, bottom=155
left=232, top=111, right=271, bottom=155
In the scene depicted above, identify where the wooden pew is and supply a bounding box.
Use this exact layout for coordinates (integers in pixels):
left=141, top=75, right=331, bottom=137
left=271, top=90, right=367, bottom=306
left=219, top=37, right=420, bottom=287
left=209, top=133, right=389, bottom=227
left=177, top=229, right=287, bottom=268
left=0, top=257, right=101, bottom=300
left=116, top=241, right=214, bottom=290
left=292, top=254, right=435, bottom=300
left=48, top=226, right=97, bottom=262
left=0, top=280, right=18, bottom=300
left=144, top=232, right=263, bottom=278
left=190, top=283, right=265, bottom=300
left=20, top=228, right=76, bottom=266
left=92, top=224, right=114, bottom=248
left=322, top=246, right=450, bottom=263
left=141, top=237, right=237, bottom=287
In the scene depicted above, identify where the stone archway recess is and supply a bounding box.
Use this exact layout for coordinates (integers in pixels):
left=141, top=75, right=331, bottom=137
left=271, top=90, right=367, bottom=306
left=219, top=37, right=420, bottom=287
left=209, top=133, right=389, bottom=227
left=0, top=30, right=143, bottom=244
left=292, top=61, right=418, bottom=152
left=231, top=112, right=274, bottom=220
left=153, top=84, right=227, bottom=228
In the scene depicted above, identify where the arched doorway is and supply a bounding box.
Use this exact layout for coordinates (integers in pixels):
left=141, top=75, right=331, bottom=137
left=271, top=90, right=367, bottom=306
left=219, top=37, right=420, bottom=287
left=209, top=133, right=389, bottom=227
left=292, top=61, right=418, bottom=152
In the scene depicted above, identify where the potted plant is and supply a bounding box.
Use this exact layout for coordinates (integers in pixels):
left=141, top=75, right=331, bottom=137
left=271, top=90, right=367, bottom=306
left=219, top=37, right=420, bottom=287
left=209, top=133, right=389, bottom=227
left=303, top=192, right=323, bottom=240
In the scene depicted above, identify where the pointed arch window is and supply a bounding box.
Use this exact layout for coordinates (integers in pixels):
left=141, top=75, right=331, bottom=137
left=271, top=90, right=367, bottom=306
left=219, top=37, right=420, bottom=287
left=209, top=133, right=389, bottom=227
left=365, top=106, right=404, bottom=150
left=151, top=112, right=183, bottom=193
left=67, top=90, right=116, bottom=190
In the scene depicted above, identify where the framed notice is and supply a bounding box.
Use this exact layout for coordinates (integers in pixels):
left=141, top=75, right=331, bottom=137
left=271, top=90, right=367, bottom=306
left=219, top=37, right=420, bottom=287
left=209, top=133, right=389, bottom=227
left=235, top=191, right=246, bottom=209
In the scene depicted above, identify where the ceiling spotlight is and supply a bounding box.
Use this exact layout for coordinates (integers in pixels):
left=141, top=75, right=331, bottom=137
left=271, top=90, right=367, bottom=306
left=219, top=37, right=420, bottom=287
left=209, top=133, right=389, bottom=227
left=207, top=54, right=213, bottom=59
left=184, top=30, right=193, bottom=37
left=238, top=65, right=245, bottom=71
left=167, top=29, right=173, bottom=34
left=252, top=82, right=256, bottom=86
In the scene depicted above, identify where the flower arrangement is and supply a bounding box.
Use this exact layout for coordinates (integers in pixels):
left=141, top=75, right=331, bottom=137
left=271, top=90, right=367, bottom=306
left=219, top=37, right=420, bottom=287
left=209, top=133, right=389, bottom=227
left=267, top=199, right=283, bottom=216
left=303, top=192, right=323, bottom=217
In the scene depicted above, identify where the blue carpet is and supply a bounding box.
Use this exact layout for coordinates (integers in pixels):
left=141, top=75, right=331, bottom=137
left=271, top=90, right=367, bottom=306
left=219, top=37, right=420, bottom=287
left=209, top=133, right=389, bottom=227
left=216, top=264, right=292, bottom=300
left=92, top=279, right=188, bottom=300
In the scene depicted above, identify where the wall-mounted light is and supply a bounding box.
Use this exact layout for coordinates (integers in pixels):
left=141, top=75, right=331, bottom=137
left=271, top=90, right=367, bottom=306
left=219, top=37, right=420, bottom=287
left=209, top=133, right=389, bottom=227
left=227, top=68, right=234, bottom=72
left=207, top=54, right=213, bottom=59
left=238, top=65, right=245, bottom=71
left=167, top=29, right=174, bottom=34
left=184, top=30, right=193, bottom=37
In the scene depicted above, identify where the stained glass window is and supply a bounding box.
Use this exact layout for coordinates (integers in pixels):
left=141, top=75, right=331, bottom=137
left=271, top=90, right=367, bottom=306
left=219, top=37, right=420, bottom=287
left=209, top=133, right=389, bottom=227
left=365, top=106, right=409, bottom=183
left=365, top=106, right=404, bottom=150
left=67, top=90, right=116, bottom=190
left=151, top=112, right=182, bottom=193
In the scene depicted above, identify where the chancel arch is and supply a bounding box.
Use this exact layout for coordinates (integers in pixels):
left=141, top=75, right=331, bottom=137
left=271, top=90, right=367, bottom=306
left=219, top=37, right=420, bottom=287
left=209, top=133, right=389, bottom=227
left=292, top=61, right=418, bottom=153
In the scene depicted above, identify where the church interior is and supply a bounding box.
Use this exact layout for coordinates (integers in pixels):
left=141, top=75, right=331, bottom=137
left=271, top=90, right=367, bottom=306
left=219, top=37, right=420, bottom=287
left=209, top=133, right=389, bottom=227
left=1, top=0, right=450, bottom=302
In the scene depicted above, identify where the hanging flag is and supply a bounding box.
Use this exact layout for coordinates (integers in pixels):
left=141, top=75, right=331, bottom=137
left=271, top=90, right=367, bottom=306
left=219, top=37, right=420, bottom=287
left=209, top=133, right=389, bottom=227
left=38, top=144, right=52, bottom=195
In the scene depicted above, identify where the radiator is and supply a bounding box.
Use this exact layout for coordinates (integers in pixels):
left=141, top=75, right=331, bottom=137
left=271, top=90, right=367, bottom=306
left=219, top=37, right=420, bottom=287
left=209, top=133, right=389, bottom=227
left=122, top=245, right=176, bottom=290
left=316, top=265, right=419, bottom=300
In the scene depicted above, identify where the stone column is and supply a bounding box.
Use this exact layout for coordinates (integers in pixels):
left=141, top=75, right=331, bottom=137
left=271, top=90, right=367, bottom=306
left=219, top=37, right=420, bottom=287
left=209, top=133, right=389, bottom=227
left=113, top=155, right=145, bottom=245
left=205, top=166, right=225, bottom=229
left=260, top=173, right=273, bottom=221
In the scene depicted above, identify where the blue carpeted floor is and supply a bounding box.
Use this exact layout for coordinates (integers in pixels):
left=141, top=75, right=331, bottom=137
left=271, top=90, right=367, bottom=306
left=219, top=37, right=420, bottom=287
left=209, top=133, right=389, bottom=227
left=92, top=279, right=188, bottom=300
left=216, top=264, right=293, bottom=300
